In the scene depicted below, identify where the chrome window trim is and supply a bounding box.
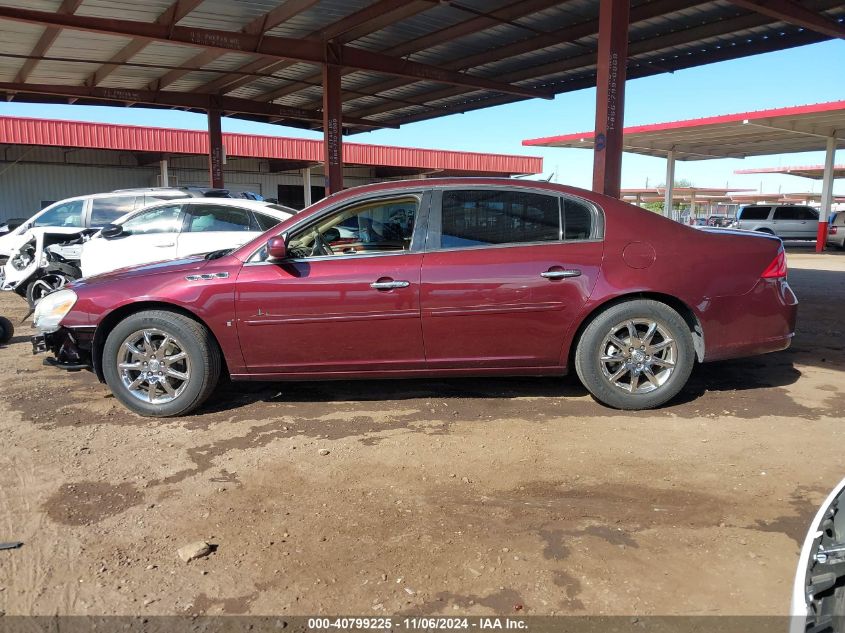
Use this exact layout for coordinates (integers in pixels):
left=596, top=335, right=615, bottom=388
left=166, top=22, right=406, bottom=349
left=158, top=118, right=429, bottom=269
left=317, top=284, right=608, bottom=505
left=422, top=237, right=605, bottom=256
left=243, top=249, right=420, bottom=266
left=426, top=184, right=604, bottom=253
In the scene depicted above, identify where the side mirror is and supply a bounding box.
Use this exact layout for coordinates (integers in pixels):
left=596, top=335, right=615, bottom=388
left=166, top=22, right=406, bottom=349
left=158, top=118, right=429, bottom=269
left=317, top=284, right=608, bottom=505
left=101, top=223, right=124, bottom=239
left=266, top=236, right=287, bottom=260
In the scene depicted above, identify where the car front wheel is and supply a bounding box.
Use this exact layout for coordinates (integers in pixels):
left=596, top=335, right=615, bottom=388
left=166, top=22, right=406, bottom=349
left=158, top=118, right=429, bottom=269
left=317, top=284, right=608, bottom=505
left=102, top=310, right=221, bottom=417
left=574, top=299, right=695, bottom=410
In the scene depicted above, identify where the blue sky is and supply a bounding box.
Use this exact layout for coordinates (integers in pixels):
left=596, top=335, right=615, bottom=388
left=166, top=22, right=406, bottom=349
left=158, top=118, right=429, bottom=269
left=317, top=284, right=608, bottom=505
left=0, top=39, right=843, bottom=194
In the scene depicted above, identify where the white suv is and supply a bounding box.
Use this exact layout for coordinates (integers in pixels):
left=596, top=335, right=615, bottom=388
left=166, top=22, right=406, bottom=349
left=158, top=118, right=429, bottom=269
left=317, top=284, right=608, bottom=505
left=732, top=204, right=819, bottom=240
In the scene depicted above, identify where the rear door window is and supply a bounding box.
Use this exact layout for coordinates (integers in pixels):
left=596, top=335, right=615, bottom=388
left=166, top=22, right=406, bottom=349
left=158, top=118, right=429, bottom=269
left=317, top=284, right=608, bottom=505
left=739, top=206, right=771, bottom=220
left=439, top=189, right=561, bottom=248
left=186, top=205, right=253, bottom=232
left=773, top=207, right=801, bottom=220
left=90, top=196, right=138, bottom=226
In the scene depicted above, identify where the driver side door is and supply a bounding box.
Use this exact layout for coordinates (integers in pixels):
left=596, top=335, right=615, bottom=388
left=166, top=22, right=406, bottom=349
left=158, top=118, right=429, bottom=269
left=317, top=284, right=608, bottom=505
left=235, top=192, right=430, bottom=375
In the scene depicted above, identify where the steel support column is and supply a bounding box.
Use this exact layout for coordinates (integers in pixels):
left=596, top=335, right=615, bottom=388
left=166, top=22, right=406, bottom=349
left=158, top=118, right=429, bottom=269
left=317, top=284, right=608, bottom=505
left=303, top=166, right=312, bottom=208
left=591, top=0, right=629, bottom=199
left=817, top=135, right=837, bottom=252
left=207, top=108, right=224, bottom=189
left=664, top=150, right=675, bottom=219
left=159, top=157, right=169, bottom=187
left=322, top=61, right=343, bottom=195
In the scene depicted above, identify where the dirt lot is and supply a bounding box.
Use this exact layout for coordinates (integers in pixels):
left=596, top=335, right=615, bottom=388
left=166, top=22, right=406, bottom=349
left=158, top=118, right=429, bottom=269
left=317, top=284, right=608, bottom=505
left=0, top=245, right=843, bottom=617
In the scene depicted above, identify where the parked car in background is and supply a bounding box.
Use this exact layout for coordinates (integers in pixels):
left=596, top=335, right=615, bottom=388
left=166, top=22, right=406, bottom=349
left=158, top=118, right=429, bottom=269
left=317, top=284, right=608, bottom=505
left=706, top=215, right=733, bottom=228
left=0, top=188, right=216, bottom=264
left=826, top=211, right=844, bottom=249
left=32, top=178, right=797, bottom=418
left=80, top=198, right=294, bottom=278
left=730, top=204, right=819, bottom=239
left=1, top=189, right=231, bottom=306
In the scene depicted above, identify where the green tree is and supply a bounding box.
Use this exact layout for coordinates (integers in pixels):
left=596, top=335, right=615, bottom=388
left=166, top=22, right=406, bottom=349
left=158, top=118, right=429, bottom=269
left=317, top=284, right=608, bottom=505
left=642, top=179, right=693, bottom=214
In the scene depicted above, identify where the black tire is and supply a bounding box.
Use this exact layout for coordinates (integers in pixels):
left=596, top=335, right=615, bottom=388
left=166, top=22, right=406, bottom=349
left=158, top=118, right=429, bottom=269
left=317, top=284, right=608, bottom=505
left=25, top=267, right=80, bottom=309
left=0, top=315, right=13, bottom=344
left=102, top=310, right=221, bottom=417
left=755, top=228, right=775, bottom=235
left=574, top=299, right=695, bottom=410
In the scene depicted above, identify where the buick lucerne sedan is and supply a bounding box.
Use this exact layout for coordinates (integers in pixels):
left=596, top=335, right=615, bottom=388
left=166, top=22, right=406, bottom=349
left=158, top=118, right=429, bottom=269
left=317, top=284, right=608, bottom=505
left=32, top=178, right=798, bottom=417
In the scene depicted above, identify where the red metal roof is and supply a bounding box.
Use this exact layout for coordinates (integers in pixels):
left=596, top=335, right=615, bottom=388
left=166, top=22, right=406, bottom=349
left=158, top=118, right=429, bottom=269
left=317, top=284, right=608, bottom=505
left=522, top=100, right=845, bottom=161
left=0, top=115, right=542, bottom=176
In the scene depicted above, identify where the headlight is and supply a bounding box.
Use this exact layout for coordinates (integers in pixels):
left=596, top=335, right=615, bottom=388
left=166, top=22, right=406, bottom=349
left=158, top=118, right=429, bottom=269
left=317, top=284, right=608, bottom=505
left=33, top=289, right=78, bottom=333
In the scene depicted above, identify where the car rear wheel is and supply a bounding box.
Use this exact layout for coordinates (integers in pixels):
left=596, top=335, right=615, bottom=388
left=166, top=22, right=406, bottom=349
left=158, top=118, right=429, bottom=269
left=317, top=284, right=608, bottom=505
left=102, top=310, right=221, bottom=417
left=574, top=299, right=695, bottom=410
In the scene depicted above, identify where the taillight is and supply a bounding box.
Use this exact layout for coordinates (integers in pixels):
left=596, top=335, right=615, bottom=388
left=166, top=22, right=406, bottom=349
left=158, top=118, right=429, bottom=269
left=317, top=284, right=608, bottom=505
left=761, top=248, right=787, bottom=279
left=830, top=225, right=838, bottom=235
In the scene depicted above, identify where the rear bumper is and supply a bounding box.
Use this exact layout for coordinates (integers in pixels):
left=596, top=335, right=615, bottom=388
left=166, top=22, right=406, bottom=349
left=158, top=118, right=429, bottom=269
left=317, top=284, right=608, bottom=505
left=701, top=278, right=798, bottom=362
left=32, top=326, right=94, bottom=371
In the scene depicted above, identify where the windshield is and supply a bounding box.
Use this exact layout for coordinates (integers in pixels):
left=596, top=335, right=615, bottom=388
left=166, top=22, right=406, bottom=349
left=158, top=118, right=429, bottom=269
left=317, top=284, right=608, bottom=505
left=32, top=200, right=85, bottom=228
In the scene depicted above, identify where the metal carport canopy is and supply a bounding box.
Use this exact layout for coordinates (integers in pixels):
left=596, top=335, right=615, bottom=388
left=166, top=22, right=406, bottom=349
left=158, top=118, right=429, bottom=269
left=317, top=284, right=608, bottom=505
left=0, top=0, right=843, bottom=195
left=523, top=100, right=845, bottom=251
left=735, top=164, right=845, bottom=180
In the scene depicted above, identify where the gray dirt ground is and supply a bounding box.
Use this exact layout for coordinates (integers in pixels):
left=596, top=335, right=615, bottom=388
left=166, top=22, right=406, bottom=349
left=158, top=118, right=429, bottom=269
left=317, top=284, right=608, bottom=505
left=0, top=245, right=843, bottom=616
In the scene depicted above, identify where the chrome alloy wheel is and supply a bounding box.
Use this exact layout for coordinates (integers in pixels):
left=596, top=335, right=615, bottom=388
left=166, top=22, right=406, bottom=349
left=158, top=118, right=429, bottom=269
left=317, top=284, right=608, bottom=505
left=117, top=328, right=191, bottom=404
left=599, top=319, right=677, bottom=394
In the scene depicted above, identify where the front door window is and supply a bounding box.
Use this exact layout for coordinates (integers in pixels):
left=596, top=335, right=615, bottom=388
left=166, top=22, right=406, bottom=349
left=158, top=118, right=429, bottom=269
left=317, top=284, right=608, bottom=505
left=286, top=196, right=419, bottom=258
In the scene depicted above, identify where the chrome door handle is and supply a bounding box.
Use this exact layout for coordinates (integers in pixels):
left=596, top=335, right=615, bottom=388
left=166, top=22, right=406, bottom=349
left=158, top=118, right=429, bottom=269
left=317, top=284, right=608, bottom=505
left=541, top=269, right=581, bottom=279
left=370, top=280, right=410, bottom=290
left=155, top=242, right=175, bottom=247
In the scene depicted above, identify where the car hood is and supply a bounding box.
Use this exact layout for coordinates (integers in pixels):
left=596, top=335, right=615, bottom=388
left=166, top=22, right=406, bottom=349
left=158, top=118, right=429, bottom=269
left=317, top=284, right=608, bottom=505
left=75, top=255, right=210, bottom=287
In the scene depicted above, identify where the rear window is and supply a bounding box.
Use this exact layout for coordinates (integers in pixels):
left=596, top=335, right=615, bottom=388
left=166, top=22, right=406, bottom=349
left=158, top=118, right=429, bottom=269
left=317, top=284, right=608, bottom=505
left=253, top=212, right=283, bottom=231
left=186, top=205, right=252, bottom=232
left=738, top=206, right=771, bottom=221
left=563, top=198, right=593, bottom=240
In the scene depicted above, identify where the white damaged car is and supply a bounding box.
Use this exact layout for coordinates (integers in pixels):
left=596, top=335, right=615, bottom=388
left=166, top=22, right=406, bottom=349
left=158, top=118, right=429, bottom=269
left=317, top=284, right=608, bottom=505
left=80, top=198, right=295, bottom=278
left=0, top=192, right=160, bottom=306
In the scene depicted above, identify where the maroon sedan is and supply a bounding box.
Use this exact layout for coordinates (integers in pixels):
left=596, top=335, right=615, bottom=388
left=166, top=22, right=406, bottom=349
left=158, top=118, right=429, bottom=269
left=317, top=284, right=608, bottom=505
left=32, top=178, right=797, bottom=417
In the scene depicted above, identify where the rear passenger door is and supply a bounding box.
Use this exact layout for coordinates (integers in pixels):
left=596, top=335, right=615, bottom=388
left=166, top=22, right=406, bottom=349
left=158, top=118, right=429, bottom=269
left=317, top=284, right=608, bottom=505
left=176, top=204, right=257, bottom=257
left=796, top=206, right=819, bottom=238
left=772, top=206, right=812, bottom=239
left=420, top=187, right=603, bottom=369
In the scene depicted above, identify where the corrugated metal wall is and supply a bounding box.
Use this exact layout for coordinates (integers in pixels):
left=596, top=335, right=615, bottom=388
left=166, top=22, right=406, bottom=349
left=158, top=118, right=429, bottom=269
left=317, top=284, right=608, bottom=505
left=0, top=160, right=382, bottom=220
left=0, top=116, right=543, bottom=175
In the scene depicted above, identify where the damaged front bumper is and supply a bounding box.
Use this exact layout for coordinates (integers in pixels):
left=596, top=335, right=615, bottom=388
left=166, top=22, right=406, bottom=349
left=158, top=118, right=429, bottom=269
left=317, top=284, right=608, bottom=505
left=32, top=326, right=95, bottom=371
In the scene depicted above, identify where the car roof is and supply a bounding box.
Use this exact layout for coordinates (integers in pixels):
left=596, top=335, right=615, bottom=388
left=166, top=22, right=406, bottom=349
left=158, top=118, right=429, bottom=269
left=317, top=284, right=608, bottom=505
left=113, top=197, right=294, bottom=225
left=178, top=198, right=292, bottom=215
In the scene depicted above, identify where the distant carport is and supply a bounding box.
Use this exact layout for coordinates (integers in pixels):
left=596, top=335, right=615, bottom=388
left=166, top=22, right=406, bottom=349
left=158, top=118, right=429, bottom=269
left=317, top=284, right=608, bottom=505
left=523, top=100, right=845, bottom=251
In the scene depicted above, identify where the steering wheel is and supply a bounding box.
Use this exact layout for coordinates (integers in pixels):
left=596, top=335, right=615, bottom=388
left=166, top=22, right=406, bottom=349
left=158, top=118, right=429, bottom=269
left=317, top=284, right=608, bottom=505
left=309, top=231, right=334, bottom=257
